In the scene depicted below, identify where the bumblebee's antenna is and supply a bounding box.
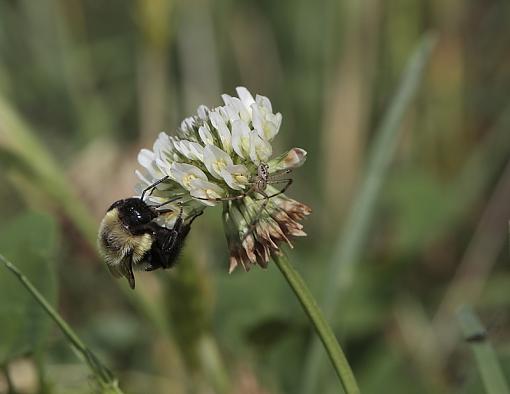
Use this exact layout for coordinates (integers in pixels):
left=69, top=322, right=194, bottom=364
left=140, top=176, right=169, bottom=201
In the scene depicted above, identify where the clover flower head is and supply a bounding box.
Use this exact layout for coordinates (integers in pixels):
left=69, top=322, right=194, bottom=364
left=136, top=87, right=311, bottom=271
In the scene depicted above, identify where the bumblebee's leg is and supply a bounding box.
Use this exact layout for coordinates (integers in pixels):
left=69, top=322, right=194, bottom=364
left=140, top=176, right=169, bottom=200
left=161, top=230, right=179, bottom=254
left=156, top=209, right=203, bottom=269
left=132, top=221, right=176, bottom=271
left=161, top=204, right=184, bottom=252
left=143, top=255, right=159, bottom=271
left=147, top=208, right=204, bottom=271
left=186, top=210, right=204, bottom=226
left=139, top=236, right=162, bottom=271
left=141, top=227, right=179, bottom=270
left=152, top=227, right=191, bottom=269
left=144, top=243, right=169, bottom=270
left=157, top=209, right=175, bottom=215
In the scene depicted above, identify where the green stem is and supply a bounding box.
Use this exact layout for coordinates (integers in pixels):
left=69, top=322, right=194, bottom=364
left=0, top=254, right=124, bottom=394
left=273, top=254, right=360, bottom=394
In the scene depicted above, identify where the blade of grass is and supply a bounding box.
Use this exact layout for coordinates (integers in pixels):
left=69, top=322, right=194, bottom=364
left=0, top=254, right=124, bottom=394
left=199, top=336, right=231, bottom=394
left=433, top=156, right=510, bottom=357
left=456, top=305, right=510, bottom=394
left=274, top=254, right=360, bottom=394
left=301, top=33, right=437, bottom=394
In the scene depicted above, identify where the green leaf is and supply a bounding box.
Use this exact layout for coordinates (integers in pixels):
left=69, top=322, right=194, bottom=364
left=0, top=211, right=58, bottom=364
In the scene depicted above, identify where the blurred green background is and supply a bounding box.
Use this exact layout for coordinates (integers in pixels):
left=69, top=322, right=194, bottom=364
left=0, top=0, right=509, bottom=393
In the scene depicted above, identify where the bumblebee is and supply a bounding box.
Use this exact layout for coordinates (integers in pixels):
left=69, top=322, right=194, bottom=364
left=98, top=177, right=201, bottom=289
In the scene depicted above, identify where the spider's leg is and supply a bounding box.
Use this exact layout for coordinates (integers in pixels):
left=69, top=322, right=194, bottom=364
left=241, top=178, right=293, bottom=240
left=241, top=191, right=270, bottom=242
left=192, top=184, right=254, bottom=203
left=267, top=168, right=293, bottom=178
left=266, top=178, right=293, bottom=198
left=253, top=178, right=293, bottom=200
left=193, top=194, right=245, bottom=203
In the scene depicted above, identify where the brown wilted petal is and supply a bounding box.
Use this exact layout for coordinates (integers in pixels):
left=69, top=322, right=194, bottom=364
left=222, top=192, right=311, bottom=272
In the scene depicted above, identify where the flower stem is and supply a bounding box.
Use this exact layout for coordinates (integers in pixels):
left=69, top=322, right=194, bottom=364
left=0, top=254, right=124, bottom=394
left=273, top=254, right=360, bottom=394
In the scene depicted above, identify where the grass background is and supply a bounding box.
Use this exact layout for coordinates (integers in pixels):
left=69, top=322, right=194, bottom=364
left=0, top=0, right=509, bottom=393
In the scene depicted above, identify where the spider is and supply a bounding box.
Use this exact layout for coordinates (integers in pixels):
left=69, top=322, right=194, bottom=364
left=194, top=163, right=293, bottom=240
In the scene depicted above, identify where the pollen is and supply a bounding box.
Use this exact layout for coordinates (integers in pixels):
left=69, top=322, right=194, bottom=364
left=213, top=159, right=227, bottom=173
left=183, top=174, right=196, bottom=188
left=206, top=189, right=218, bottom=198
left=234, top=174, right=248, bottom=184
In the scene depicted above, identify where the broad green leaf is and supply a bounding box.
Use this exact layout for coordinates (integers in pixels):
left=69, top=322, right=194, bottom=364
left=0, top=211, right=58, bottom=363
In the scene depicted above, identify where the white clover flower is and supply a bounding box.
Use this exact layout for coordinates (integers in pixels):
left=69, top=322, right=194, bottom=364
left=136, top=87, right=311, bottom=271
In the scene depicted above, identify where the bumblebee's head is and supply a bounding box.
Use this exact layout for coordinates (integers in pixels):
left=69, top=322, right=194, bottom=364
left=108, top=198, right=158, bottom=227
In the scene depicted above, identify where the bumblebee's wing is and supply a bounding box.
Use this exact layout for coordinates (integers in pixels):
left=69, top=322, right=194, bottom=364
left=106, top=254, right=136, bottom=289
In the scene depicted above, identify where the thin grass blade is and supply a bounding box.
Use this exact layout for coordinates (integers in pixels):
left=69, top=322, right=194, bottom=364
left=457, top=305, right=510, bottom=394
left=0, top=254, right=124, bottom=394
left=301, top=33, right=437, bottom=394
